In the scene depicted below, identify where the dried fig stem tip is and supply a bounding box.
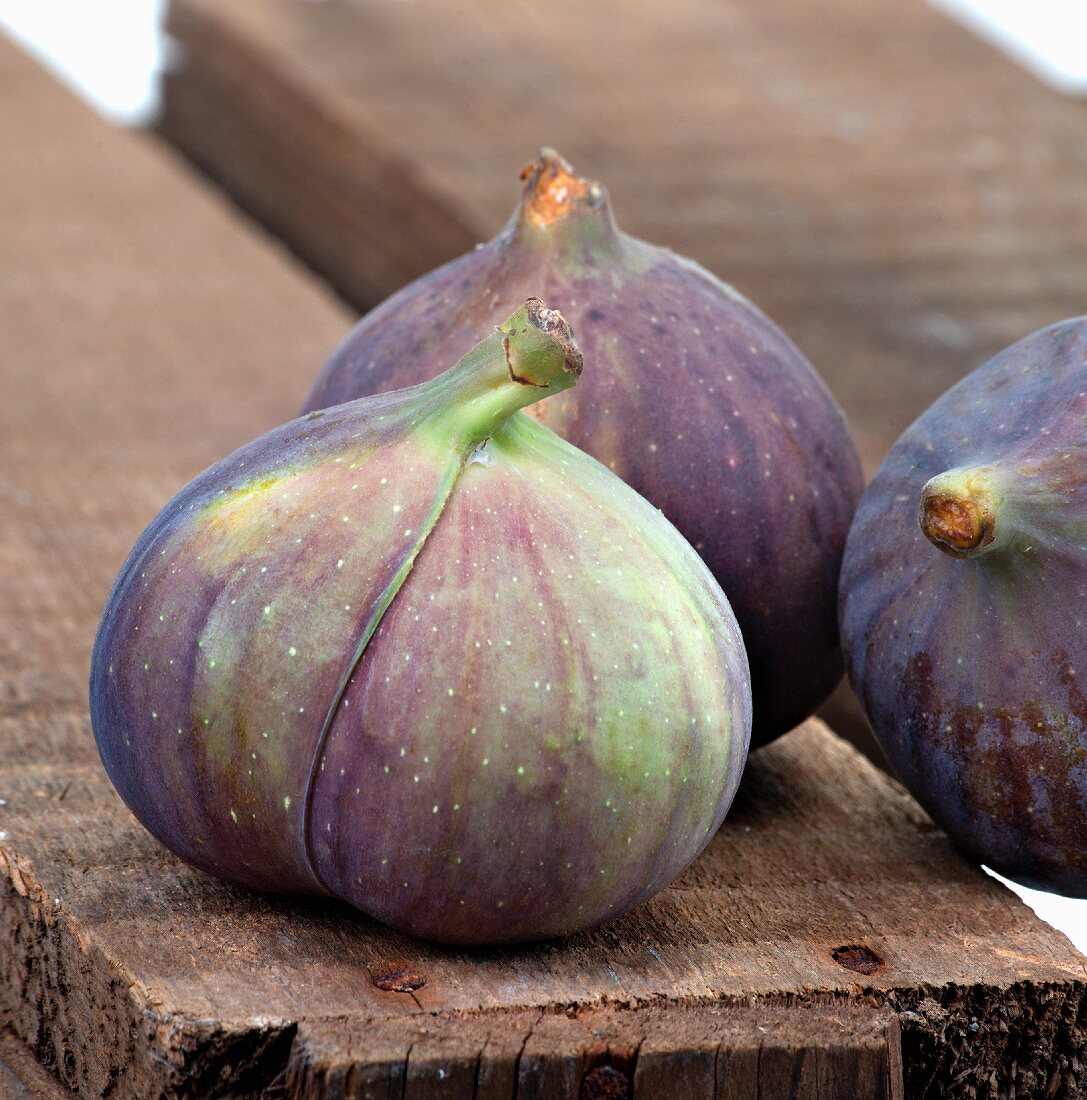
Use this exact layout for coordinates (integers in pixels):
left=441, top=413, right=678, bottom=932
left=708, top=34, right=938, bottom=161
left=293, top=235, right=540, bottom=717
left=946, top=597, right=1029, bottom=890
left=425, top=297, right=582, bottom=450
left=919, top=467, right=1003, bottom=558
left=500, top=297, right=583, bottom=387
left=509, top=149, right=624, bottom=262
left=519, top=147, right=602, bottom=227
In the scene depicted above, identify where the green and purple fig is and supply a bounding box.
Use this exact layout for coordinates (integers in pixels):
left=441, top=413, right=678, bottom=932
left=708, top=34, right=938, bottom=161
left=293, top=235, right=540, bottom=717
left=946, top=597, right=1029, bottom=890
left=840, top=317, right=1087, bottom=895
left=303, top=150, right=863, bottom=745
left=91, top=299, right=751, bottom=944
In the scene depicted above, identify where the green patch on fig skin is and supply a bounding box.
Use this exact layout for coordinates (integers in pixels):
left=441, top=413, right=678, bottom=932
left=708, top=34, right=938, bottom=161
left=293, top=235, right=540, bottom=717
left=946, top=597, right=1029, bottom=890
left=95, top=300, right=594, bottom=897
left=489, top=415, right=738, bottom=806
left=310, top=407, right=747, bottom=943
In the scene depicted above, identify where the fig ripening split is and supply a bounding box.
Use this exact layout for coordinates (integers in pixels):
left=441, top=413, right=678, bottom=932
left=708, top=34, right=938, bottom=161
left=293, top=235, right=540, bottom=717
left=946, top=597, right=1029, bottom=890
left=91, top=299, right=752, bottom=945
left=840, top=317, right=1087, bottom=896
left=304, top=150, right=863, bottom=744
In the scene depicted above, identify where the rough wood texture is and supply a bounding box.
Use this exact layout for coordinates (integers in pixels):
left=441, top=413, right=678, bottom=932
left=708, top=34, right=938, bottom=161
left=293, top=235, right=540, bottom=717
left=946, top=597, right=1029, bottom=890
left=3, top=24, right=1087, bottom=1100
left=285, top=1005, right=904, bottom=1099
left=0, top=1031, right=72, bottom=1099
left=33, top=1004, right=894, bottom=1100
left=159, top=0, right=1087, bottom=478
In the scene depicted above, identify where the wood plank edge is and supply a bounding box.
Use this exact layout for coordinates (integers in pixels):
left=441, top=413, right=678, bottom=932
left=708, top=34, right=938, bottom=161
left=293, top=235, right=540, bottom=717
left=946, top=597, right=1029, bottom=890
left=279, top=983, right=1086, bottom=1099
left=0, top=858, right=296, bottom=1097
left=158, top=1, right=484, bottom=310
left=4, top=823, right=1080, bottom=1098
left=285, top=1002, right=905, bottom=1100
left=0, top=1029, right=72, bottom=1099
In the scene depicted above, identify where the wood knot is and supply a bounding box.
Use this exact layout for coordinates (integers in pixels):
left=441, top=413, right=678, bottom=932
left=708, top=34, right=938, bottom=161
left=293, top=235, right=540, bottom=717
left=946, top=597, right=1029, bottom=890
left=580, top=1064, right=630, bottom=1100
left=370, top=964, right=426, bottom=993
left=831, top=944, right=885, bottom=976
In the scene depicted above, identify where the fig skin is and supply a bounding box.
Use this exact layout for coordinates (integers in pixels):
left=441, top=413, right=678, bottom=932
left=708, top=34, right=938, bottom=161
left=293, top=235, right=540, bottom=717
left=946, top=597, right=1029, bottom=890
left=91, top=300, right=751, bottom=944
left=840, top=317, right=1087, bottom=896
left=303, top=150, right=863, bottom=745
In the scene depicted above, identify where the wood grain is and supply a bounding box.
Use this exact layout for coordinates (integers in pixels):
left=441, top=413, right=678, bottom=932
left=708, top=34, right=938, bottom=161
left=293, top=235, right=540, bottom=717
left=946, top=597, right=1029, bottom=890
left=159, top=0, right=1087, bottom=477
left=284, top=1004, right=904, bottom=1099
left=0, top=1031, right=72, bottom=1099
left=2, top=23, right=1087, bottom=1100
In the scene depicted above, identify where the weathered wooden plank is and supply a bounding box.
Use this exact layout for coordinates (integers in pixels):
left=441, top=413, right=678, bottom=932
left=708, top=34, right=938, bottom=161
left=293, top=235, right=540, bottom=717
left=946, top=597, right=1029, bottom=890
left=286, top=1004, right=905, bottom=1100
left=0, top=1030, right=71, bottom=1099
left=2, top=23, right=1087, bottom=1100
left=160, top=0, right=1087, bottom=478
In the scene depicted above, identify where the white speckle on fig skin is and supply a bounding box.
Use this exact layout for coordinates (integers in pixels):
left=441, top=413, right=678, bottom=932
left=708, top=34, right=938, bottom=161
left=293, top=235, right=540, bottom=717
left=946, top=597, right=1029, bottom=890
left=296, top=412, right=748, bottom=944
left=94, top=302, right=749, bottom=942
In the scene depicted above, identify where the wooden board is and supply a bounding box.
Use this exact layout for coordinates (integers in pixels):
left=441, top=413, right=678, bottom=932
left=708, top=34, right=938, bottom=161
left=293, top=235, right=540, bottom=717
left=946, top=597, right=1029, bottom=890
left=2, top=25, right=1087, bottom=1100
left=159, top=0, right=1087, bottom=478
left=284, top=1004, right=905, bottom=1099
left=0, top=1031, right=72, bottom=1099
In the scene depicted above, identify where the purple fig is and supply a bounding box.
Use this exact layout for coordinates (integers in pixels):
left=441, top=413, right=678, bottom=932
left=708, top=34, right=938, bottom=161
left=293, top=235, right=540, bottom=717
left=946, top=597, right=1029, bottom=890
left=840, top=317, right=1087, bottom=895
left=302, top=150, right=863, bottom=746
left=91, top=299, right=751, bottom=944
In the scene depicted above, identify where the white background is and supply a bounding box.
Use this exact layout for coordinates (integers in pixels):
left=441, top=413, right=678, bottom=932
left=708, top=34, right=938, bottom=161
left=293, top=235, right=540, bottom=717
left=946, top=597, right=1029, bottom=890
left=1, top=0, right=1086, bottom=123
left=3, top=0, right=1087, bottom=951
left=0, top=0, right=168, bottom=123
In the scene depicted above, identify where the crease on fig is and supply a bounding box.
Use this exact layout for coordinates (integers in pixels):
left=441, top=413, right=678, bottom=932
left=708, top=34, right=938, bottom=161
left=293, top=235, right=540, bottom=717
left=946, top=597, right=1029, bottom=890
left=91, top=298, right=752, bottom=944
left=303, top=148, right=863, bottom=744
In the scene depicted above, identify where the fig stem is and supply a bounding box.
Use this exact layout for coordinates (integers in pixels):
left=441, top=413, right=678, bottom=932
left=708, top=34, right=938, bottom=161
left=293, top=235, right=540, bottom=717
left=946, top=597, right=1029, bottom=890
left=427, top=297, right=582, bottom=448
left=919, top=466, right=1007, bottom=558
left=519, top=148, right=602, bottom=227
left=510, top=149, right=622, bottom=255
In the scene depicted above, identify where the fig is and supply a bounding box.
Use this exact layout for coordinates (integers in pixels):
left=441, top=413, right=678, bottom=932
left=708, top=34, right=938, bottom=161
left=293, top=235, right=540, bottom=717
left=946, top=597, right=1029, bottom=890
left=839, top=317, right=1087, bottom=895
left=303, top=150, right=863, bottom=745
left=91, top=299, right=751, bottom=944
